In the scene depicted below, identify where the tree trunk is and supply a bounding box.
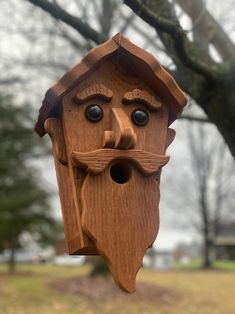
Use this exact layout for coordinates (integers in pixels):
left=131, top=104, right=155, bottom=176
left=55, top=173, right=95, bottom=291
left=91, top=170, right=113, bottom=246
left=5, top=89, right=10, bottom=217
left=200, top=186, right=214, bottom=269
left=125, top=0, right=235, bottom=159
left=9, top=241, right=16, bottom=274
left=87, top=256, right=110, bottom=277
left=202, top=231, right=214, bottom=269
left=203, top=237, right=211, bottom=268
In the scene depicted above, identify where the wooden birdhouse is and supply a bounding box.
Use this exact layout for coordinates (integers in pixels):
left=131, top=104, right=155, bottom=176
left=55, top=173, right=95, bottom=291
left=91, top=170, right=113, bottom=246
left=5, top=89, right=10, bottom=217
left=35, top=33, right=187, bottom=293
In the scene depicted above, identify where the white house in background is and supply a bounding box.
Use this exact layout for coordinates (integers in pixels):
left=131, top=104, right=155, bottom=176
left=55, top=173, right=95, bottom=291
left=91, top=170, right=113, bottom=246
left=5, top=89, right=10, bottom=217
left=143, top=249, right=174, bottom=269
left=215, top=223, right=235, bottom=260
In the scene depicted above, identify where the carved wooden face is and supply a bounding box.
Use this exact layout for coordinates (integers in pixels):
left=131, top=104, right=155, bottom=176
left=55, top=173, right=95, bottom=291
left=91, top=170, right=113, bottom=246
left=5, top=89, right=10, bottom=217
left=62, top=60, right=169, bottom=156
left=59, top=59, right=173, bottom=292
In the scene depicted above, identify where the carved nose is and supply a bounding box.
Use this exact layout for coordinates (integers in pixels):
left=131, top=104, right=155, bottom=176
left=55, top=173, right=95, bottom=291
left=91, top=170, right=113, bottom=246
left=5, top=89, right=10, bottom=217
left=103, top=108, right=137, bottom=149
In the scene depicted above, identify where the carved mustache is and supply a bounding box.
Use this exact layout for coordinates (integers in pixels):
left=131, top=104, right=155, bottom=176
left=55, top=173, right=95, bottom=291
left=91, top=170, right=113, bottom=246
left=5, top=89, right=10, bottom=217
left=71, top=149, right=169, bottom=175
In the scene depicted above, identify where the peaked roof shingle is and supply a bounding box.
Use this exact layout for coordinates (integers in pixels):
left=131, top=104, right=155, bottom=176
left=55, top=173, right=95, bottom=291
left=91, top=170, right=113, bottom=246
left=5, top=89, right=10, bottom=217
left=35, top=33, right=187, bottom=136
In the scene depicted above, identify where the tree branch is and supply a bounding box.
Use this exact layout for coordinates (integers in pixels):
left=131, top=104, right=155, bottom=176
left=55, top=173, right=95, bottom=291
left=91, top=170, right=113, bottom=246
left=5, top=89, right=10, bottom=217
left=180, top=115, right=210, bottom=123
left=26, top=0, right=106, bottom=44
left=54, top=20, right=93, bottom=52
left=176, top=0, right=235, bottom=61
left=176, top=0, right=214, bottom=65
left=0, top=77, right=21, bottom=85
left=124, top=0, right=219, bottom=81
left=119, top=11, right=167, bottom=54
left=98, top=0, right=117, bottom=37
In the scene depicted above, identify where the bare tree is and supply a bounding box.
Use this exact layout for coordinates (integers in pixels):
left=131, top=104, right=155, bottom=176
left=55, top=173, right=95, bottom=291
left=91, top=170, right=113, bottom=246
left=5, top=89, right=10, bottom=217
left=162, top=108, right=235, bottom=268
left=13, top=0, right=234, bottom=159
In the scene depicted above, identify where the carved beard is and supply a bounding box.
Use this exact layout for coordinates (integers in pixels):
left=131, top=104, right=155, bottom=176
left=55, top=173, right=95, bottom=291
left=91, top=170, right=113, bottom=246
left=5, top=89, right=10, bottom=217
left=80, top=162, right=160, bottom=292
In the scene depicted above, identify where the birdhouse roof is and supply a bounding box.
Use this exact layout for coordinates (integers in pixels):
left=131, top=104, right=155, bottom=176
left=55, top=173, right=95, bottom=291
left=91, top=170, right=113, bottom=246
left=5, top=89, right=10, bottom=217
left=35, top=33, right=187, bottom=136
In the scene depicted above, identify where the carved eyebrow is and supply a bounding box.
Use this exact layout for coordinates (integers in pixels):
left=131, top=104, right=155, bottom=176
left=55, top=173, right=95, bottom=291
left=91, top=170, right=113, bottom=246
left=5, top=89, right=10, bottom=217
left=123, top=89, right=161, bottom=111
left=75, top=84, right=113, bottom=103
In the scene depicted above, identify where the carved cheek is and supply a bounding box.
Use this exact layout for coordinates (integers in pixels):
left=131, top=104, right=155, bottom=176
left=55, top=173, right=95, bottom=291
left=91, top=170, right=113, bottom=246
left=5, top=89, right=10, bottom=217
left=63, top=100, right=111, bottom=153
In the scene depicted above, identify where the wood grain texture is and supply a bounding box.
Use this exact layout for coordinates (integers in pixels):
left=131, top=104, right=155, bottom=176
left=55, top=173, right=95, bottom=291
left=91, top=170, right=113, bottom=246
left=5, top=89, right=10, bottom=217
left=61, top=105, right=97, bottom=255
left=72, top=149, right=169, bottom=175
left=123, top=89, right=162, bottom=110
left=81, top=166, right=160, bottom=292
left=45, top=120, right=87, bottom=254
left=57, top=57, right=170, bottom=263
left=75, top=84, right=113, bottom=103
left=35, top=34, right=186, bottom=292
left=44, top=118, right=97, bottom=255
left=44, top=118, right=67, bottom=165
left=58, top=57, right=171, bottom=290
left=112, top=108, right=137, bottom=149
left=103, top=130, right=116, bottom=148
left=35, top=33, right=187, bottom=136
left=112, top=33, right=187, bottom=124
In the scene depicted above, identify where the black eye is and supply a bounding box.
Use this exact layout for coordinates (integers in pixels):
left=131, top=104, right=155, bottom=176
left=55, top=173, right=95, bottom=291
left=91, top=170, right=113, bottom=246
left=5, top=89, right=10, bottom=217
left=131, top=109, right=149, bottom=126
left=85, top=104, right=103, bottom=122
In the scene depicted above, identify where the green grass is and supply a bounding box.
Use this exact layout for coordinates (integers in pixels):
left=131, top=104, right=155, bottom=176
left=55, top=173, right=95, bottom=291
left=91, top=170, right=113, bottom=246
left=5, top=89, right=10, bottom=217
left=174, top=259, right=235, bottom=271
left=174, top=259, right=202, bottom=270
left=0, top=263, right=235, bottom=314
left=213, top=260, right=235, bottom=270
